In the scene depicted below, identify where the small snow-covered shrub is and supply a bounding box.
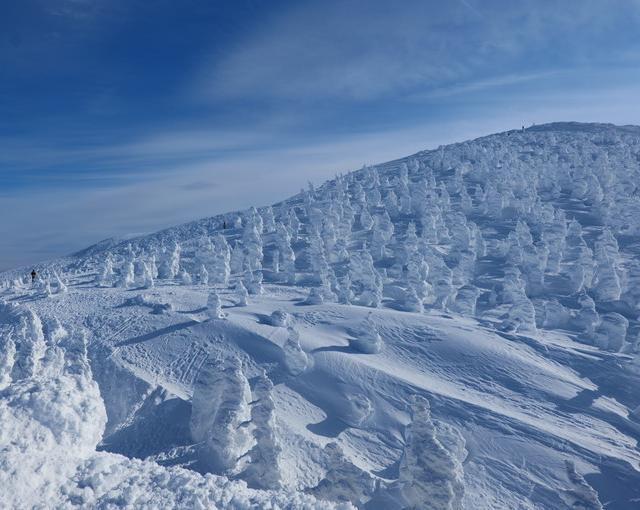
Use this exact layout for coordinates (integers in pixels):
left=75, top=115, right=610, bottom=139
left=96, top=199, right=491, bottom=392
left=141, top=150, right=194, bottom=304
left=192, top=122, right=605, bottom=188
left=207, top=292, right=225, bottom=320
left=350, top=314, right=382, bottom=354
left=269, top=310, right=290, bottom=328
left=282, top=327, right=310, bottom=376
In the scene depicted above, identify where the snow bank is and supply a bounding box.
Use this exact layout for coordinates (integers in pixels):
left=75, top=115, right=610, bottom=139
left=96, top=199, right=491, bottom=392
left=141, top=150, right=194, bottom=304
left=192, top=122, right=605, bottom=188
left=0, top=304, right=106, bottom=509
left=69, top=453, right=353, bottom=509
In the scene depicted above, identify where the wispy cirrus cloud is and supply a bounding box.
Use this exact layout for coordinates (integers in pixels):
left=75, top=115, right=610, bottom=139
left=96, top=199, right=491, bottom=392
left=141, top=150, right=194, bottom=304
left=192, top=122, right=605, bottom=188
left=194, top=0, right=640, bottom=102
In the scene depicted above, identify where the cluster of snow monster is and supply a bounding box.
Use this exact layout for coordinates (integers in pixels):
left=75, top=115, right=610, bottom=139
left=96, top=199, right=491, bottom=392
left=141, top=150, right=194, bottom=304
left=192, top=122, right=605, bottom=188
left=0, top=298, right=471, bottom=509
left=84, top=126, right=640, bottom=354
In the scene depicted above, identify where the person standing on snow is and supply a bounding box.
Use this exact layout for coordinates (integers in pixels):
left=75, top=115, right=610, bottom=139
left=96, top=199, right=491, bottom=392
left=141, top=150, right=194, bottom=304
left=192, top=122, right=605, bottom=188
left=30, top=269, right=37, bottom=283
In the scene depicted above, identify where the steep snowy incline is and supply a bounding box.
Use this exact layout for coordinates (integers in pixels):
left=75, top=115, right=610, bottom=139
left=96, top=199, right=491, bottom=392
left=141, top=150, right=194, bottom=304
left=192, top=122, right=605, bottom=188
left=2, top=122, right=640, bottom=509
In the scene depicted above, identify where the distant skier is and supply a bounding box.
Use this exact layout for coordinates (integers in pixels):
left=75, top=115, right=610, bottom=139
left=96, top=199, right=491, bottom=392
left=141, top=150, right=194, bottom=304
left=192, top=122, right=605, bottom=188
left=223, top=220, right=227, bottom=229
left=30, top=269, right=37, bottom=283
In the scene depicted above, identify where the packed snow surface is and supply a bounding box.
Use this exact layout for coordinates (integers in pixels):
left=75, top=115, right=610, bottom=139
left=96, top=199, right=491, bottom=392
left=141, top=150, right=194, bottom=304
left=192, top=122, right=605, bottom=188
left=2, top=122, right=640, bottom=509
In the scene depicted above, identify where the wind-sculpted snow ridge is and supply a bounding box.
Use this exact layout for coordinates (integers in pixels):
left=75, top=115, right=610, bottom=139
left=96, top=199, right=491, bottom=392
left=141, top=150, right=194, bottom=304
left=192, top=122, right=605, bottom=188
left=3, top=122, right=640, bottom=508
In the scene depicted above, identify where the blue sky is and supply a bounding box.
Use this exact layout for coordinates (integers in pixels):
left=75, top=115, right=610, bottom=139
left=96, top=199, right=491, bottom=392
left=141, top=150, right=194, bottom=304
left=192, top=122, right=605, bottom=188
left=2, top=0, right=640, bottom=270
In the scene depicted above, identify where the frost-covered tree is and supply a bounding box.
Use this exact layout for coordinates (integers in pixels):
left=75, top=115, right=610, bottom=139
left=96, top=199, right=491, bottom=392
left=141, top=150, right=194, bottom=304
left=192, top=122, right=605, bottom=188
left=195, top=236, right=215, bottom=272
left=421, top=244, right=453, bottom=309
left=307, top=231, right=334, bottom=294
left=359, top=205, right=374, bottom=231
left=271, top=248, right=280, bottom=274
left=406, top=251, right=431, bottom=304
left=210, top=235, right=231, bottom=285
left=333, top=238, right=350, bottom=264
left=242, top=371, right=282, bottom=490
left=8, top=306, right=46, bottom=381
left=484, top=182, right=505, bottom=219
left=43, top=278, right=53, bottom=296
left=138, top=260, right=154, bottom=289
left=275, top=222, right=296, bottom=284
left=321, top=217, right=338, bottom=259
left=190, top=356, right=253, bottom=475
left=370, top=212, right=395, bottom=261
left=235, top=280, right=249, bottom=307
left=469, top=222, right=486, bottom=258
left=349, top=249, right=383, bottom=308
left=0, top=303, right=18, bottom=388
left=196, top=264, right=209, bottom=285
left=399, top=186, right=412, bottom=216
left=350, top=313, right=383, bottom=354
left=593, top=312, right=628, bottom=351
left=158, top=242, right=181, bottom=279
left=592, top=230, right=621, bottom=302
left=243, top=260, right=264, bottom=295
left=448, top=285, right=481, bottom=316
left=117, top=260, right=135, bottom=289
left=243, top=216, right=264, bottom=272
left=207, top=292, right=225, bottom=320
left=43, top=316, right=68, bottom=345
left=305, top=287, right=325, bottom=305
left=420, top=211, right=439, bottom=245
left=460, top=185, right=473, bottom=214
left=149, top=254, right=159, bottom=279
left=561, top=220, right=594, bottom=295
left=282, top=327, right=310, bottom=376
left=230, top=241, right=244, bottom=275
left=573, top=291, right=600, bottom=337
left=367, top=187, right=382, bottom=209
left=384, top=189, right=400, bottom=218
left=287, top=208, right=301, bottom=241
left=96, top=256, right=115, bottom=287
left=622, top=260, right=640, bottom=311
left=398, top=396, right=465, bottom=510
left=261, top=206, right=276, bottom=234
left=337, top=274, right=355, bottom=305
left=541, top=209, right=567, bottom=274
left=245, top=206, right=264, bottom=235
left=499, top=266, right=537, bottom=333
left=404, top=222, right=419, bottom=260
left=178, top=268, right=192, bottom=285
left=403, top=286, right=424, bottom=313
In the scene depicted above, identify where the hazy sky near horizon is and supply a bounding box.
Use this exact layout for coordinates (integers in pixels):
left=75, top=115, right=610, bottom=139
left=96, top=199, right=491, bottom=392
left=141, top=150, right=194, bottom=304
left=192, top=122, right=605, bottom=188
left=2, top=0, right=640, bottom=270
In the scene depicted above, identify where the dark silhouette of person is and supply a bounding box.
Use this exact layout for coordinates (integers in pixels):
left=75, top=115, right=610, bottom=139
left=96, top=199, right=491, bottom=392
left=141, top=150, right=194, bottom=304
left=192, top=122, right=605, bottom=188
left=31, top=270, right=37, bottom=283
left=223, top=221, right=227, bottom=229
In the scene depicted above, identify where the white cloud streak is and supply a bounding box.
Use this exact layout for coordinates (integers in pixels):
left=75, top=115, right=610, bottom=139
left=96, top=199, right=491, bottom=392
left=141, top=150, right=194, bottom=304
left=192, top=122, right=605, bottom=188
left=194, top=0, right=640, bottom=102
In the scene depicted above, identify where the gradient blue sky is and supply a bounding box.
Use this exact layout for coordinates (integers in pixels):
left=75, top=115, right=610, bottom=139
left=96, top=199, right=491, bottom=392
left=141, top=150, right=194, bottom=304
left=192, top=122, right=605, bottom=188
left=2, top=0, right=640, bottom=270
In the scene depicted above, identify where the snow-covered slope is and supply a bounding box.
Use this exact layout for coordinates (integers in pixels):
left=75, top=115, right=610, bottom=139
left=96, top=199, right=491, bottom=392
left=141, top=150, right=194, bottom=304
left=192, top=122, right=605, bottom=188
left=2, top=122, right=640, bottom=509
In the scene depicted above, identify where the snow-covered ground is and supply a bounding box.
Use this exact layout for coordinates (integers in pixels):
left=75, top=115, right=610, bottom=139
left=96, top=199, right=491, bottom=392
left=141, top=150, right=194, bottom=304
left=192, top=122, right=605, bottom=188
left=2, top=122, right=640, bottom=509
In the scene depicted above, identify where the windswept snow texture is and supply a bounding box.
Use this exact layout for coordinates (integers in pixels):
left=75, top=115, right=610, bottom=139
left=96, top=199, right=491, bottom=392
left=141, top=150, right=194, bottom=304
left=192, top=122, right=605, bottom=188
left=2, top=122, right=640, bottom=509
